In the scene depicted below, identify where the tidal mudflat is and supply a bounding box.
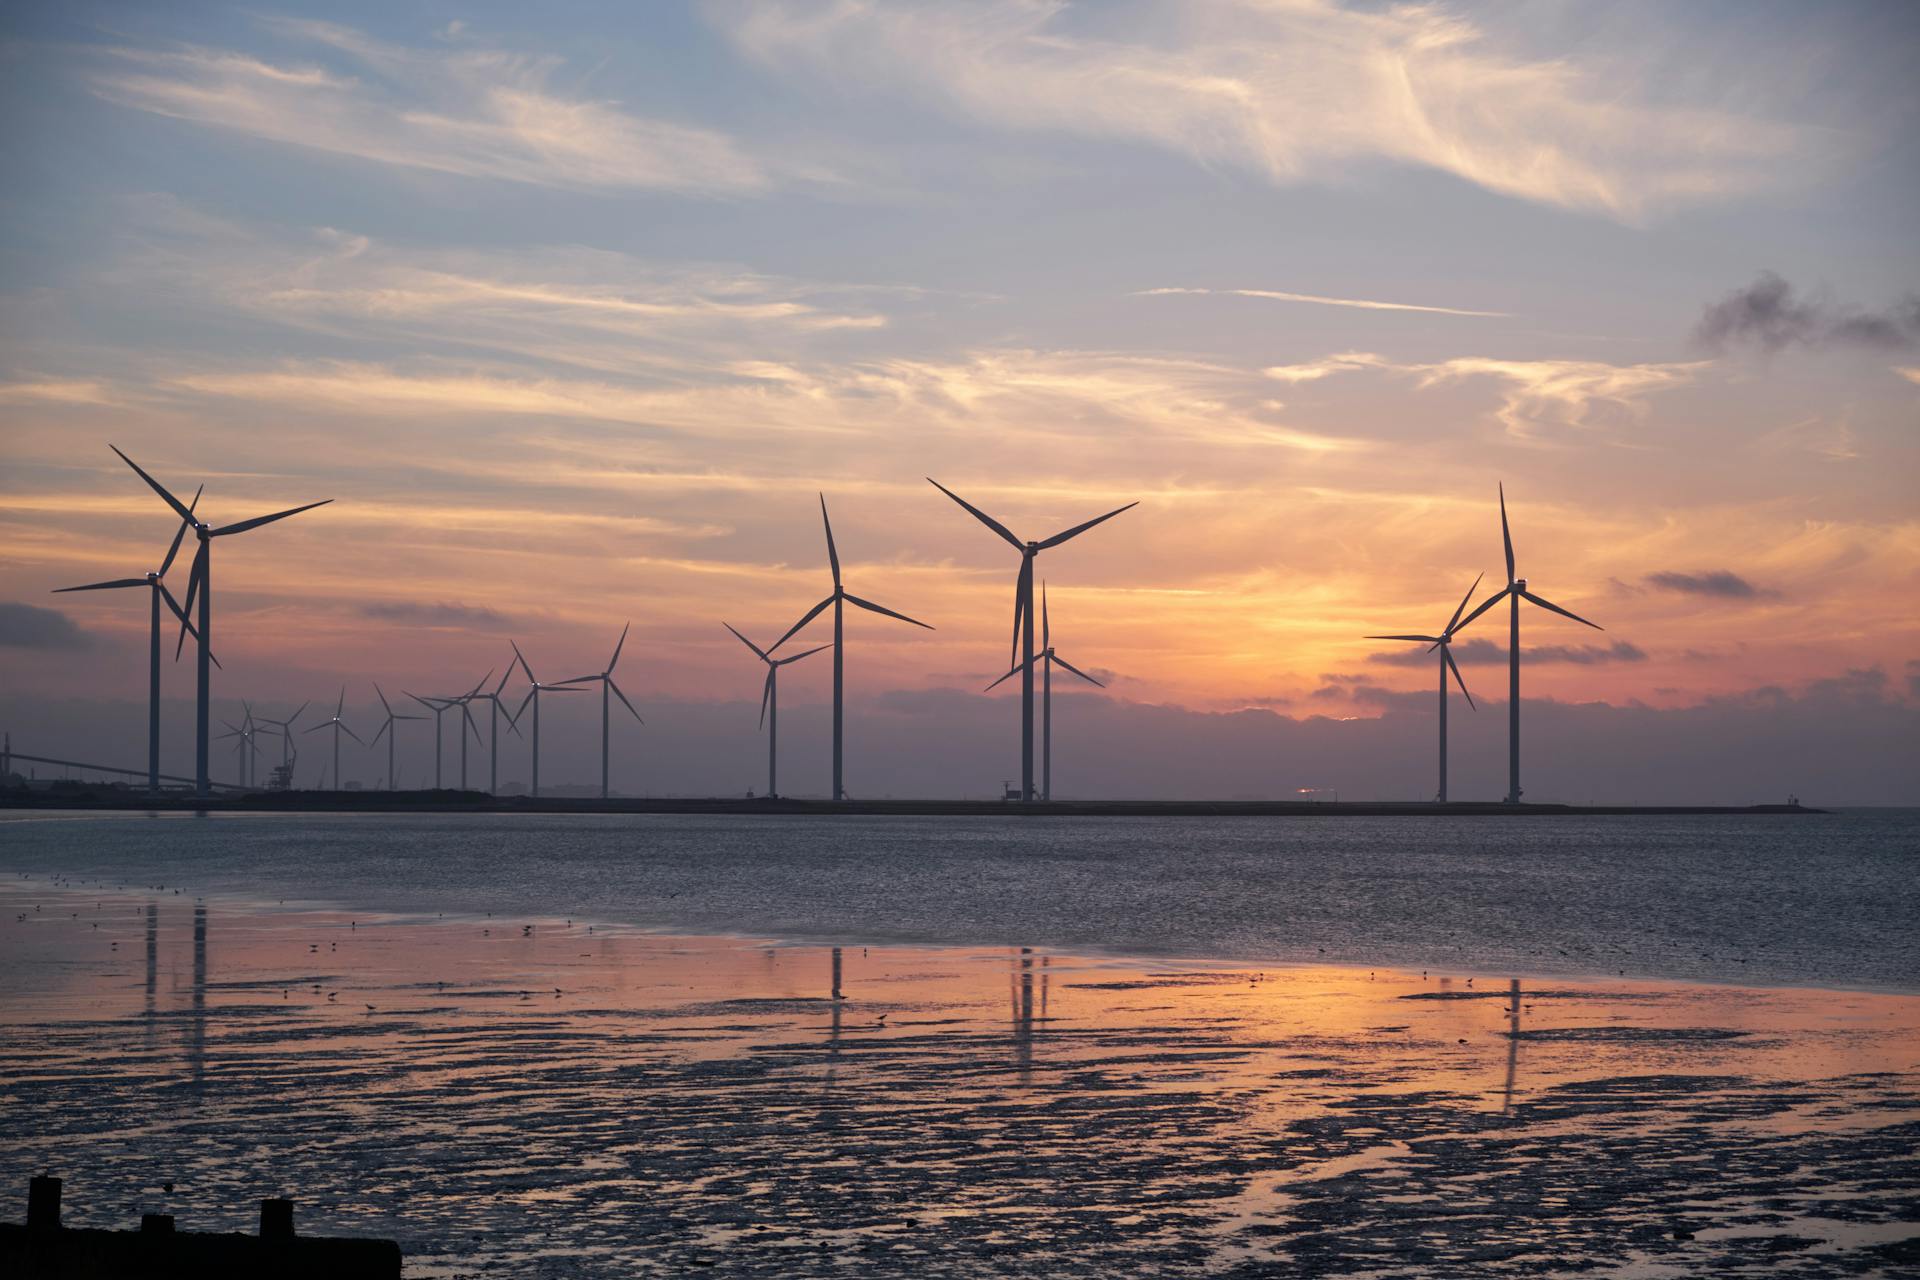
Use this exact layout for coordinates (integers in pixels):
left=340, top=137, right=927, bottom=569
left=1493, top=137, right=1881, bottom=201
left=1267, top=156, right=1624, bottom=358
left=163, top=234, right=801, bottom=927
left=2, top=875, right=1916, bottom=1277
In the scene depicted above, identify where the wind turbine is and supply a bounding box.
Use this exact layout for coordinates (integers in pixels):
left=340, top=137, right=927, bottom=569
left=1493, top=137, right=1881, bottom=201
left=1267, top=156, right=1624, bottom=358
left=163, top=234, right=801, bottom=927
left=110, top=445, right=331, bottom=797
left=256, top=702, right=307, bottom=781
left=458, top=666, right=520, bottom=795
left=928, top=479, right=1134, bottom=802
left=984, top=584, right=1104, bottom=802
left=768, top=496, right=932, bottom=801
left=725, top=623, right=830, bottom=799
left=511, top=641, right=583, bottom=798
left=52, top=485, right=208, bottom=792
left=556, top=624, right=643, bottom=800
left=304, top=686, right=363, bottom=792
left=1454, top=485, right=1603, bottom=804
left=404, top=693, right=456, bottom=788
left=1366, top=574, right=1481, bottom=803
left=370, top=684, right=426, bottom=792
left=216, top=705, right=264, bottom=789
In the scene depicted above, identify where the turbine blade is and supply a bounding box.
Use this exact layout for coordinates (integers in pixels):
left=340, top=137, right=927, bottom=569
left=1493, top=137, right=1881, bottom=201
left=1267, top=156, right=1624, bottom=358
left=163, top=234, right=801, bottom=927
left=1444, top=572, right=1485, bottom=637
left=303, top=722, right=330, bottom=735
left=926, top=477, right=1023, bottom=550
left=1051, top=653, right=1105, bottom=688
left=1365, top=634, right=1442, bottom=643
left=341, top=723, right=366, bottom=746
left=609, top=622, right=629, bottom=673
left=1011, top=557, right=1031, bottom=667
left=1444, top=645, right=1475, bottom=710
left=724, top=622, right=769, bottom=661
left=336, top=685, right=346, bottom=717
left=462, top=700, right=484, bottom=741
left=371, top=720, right=390, bottom=746
left=768, top=595, right=834, bottom=652
left=984, top=660, right=1027, bottom=693
left=405, top=691, right=438, bottom=713
left=759, top=669, right=773, bottom=729
left=110, top=445, right=196, bottom=524
left=53, top=578, right=148, bottom=592
left=776, top=642, right=832, bottom=666
left=211, top=499, right=333, bottom=538
left=554, top=674, right=600, bottom=687
left=820, top=494, right=842, bottom=588
left=1452, top=585, right=1511, bottom=634
left=1042, top=580, right=1049, bottom=649
left=510, top=639, right=536, bottom=685
left=158, top=485, right=202, bottom=578
left=608, top=677, right=643, bottom=724
left=1036, top=500, right=1137, bottom=550
left=515, top=687, right=536, bottom=720
left=492, top=664, right=511, bottom=697
left=374, top=683, right=393, bottom=717
left=1499, top=483, right=1515, bottom=583
left=1520, top=589, right=1603, bottom=631
left=843, top=592, right=932, bottom=630
left=174, top=546, right=206, bottom=661
left=156, top=581, right=197, bottom=639
left=285, top=700, right=308, bottom=729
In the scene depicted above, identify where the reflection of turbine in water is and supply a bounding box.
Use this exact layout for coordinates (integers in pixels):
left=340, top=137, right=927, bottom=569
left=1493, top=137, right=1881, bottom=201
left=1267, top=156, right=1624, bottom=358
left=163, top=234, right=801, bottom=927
left=144, top=902, right=158, bottom=1048
left=1502, top=978, right=1522, bottom=1111
left=1011, top=948, right=1043, bottom=1085
left=189, top=903, right=207, bottom=1095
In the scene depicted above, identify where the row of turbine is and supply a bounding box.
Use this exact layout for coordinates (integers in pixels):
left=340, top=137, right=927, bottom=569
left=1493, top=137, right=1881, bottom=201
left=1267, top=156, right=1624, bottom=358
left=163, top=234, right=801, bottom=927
left=61, top=445, right=1598, bottom=802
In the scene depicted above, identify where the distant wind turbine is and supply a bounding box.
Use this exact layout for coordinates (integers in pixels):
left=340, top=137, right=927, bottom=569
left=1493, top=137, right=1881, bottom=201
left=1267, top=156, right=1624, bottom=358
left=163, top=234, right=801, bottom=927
left=304, top=686, right=363, bottom=792
left=928, top=479, right=1134, bottom=802
left=556, top=624, right=643, bottom=800
left=985, top=584, right=1104, bottom=802
left=52, top=484, right=208, bottom=793
left=458, top=666, right=520, bottom=795
left=511, top=641, right=583, bottom=798
left=1454, top=485, right=1603, bottom=804
left=725, top=622, right=830, bottom=799
left=110, top=445, right=331, bottom=796
left=768, top=496, right=932, bottom=801
left=1366, top=574, right=1481, bottom=803
left=257, top=702, right=307, bottom=782
left=370, top=684, right=426, bottom=792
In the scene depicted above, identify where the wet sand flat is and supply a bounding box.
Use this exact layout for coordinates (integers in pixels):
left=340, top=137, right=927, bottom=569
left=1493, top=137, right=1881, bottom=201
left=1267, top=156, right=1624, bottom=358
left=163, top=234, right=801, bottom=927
left=2, top=877, right=1916, bottom=1277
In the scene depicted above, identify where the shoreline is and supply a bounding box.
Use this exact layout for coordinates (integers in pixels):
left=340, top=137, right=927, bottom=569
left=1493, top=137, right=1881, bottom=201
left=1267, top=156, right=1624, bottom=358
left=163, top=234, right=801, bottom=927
left=0, top=791, right=1827, bottom=817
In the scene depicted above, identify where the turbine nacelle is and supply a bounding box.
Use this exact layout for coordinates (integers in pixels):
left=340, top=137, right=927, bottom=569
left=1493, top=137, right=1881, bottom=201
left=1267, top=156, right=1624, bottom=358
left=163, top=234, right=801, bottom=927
left=1515, top=577, right=1528, bottom=591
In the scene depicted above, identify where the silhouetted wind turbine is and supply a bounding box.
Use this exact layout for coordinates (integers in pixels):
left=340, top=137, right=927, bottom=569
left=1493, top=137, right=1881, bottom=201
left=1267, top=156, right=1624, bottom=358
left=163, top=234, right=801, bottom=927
left=404, top=693, right=454, bottom=788
left=111, top=445, right=331, bottom=797
left=725, top=623, right=830, bottom=799
left=257, top=702, right=307, bottom=781
left=370, top=683, right=426, bottom=792
left=1454, top=485, right=1603, bottom=803
left=52, top=484, right=208, bottom=792
left=459, top=666, right=520, bottom=795
left=768, top=496, right=931, bottom=800
left=985, top=584, right=1104, bottom=802
left=304, top=686, right=363, bottom=792
left=1366, top=574, right=1481, bottom=803
left=512, top=641, right=583, bottom=798
left=929, top=479, right=1134, bottom=801
left=557, top=624, right=643, bottom=799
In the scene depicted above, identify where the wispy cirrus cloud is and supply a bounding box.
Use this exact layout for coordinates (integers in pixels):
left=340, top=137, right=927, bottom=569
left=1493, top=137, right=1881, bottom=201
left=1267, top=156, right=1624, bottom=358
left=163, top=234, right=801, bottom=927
left=88, top=21, right=772, bottom=195
left=1261, top=351, right=1701, bottom=435
left=1137, top=287, right=1506, bottom=319
left=720, top=0, right=1804, bottom=221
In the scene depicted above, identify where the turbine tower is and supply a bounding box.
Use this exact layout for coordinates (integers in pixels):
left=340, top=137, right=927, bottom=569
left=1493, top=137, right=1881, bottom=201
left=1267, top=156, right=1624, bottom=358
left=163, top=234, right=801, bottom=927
left=52, top=485, right=207, bottom=792
left=1365, top=574, right=1481, bottom=803
left=725, top=623, right=830, bottom=799
left=556, top=624, right=644, bottom=799
left=111, top=445, right=331, bottom=797
left=511, top=641, right=582, bottom=798
left=304, top=686, right=363, bottom=792
left=768, top=496, right=931, bottom=801
left=1454, top=485, right=1603, bottom=804
left=370, top=683, right=426, bottom=791
left=985, top=584, right=1104, bottom=802
left=928, top=479, right=1134, bottom=801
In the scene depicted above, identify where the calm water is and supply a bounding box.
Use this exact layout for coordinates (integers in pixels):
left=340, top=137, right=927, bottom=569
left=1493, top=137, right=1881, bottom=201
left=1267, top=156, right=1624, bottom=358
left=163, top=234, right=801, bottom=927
left=3, top=809, right=1915, bottom=991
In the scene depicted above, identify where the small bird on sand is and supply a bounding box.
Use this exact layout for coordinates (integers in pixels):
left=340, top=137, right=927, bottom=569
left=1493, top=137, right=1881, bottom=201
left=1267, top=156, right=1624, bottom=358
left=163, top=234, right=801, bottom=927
left=327, top=992, right=337, bottom=1001
left=364, top=1003, right=375, bottom=1012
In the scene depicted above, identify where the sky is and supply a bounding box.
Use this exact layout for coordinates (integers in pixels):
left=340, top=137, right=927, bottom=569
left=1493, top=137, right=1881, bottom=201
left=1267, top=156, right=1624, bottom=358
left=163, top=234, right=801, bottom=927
left=1, top=0, right=1916, bottom=801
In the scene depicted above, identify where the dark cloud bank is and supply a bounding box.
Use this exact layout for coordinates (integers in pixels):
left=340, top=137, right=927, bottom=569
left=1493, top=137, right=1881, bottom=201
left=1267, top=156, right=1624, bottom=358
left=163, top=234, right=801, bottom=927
left=1696, top=272, right=1920, bottom=354
left=0, top=602, right=90, bottom=650
left=3, top=669, right=1914, bottom=805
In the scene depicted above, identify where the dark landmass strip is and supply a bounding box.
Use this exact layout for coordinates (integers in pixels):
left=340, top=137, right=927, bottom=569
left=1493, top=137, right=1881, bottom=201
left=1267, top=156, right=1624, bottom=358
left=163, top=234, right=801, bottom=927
left=0, top=787, right=1825, bottom=817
